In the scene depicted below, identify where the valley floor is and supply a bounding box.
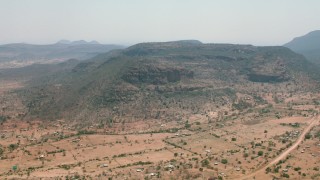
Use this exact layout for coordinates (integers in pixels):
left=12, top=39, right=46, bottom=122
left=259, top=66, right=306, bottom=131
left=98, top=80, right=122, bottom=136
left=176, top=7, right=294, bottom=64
left=0, top=115, right=319, bottom=180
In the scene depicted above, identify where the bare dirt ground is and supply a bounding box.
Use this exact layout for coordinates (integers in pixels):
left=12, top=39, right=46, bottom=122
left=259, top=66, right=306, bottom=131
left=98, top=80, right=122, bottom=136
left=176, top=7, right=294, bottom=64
left=0, top=80, right=23, bottom=93
left=240, top=115, right=320, bottom=180
left=1, top=114, right=318, bottom=180
left=0, top=58, right=66, bottom=69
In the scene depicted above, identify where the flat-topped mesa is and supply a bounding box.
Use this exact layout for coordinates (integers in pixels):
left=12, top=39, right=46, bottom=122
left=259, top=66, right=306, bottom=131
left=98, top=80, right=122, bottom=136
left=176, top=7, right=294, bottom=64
left=16, top=41, right=320, bottom=121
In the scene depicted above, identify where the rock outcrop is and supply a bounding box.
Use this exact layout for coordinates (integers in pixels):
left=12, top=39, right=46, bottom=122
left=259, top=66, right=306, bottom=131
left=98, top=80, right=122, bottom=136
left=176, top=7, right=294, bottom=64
left=122, top=64, right=194, bottom=85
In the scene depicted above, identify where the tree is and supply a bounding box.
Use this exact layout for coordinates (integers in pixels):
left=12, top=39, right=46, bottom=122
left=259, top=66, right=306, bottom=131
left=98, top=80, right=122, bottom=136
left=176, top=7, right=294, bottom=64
left=294, top=167, right=301, bottom=171
left=282, top=173, right=290, bottom=178
left=258, top=151, right=264, bottom=156
left=305, top=133, right=312, bottom=140
left=265, top=167, right=271, bottom=173
left=202, top=159, right=209, bottom=167
left=221, top=159, right=228, bottom=164
left=8, top=144, right=18, bottom=152
left=185, top=122, right=191, bottom=129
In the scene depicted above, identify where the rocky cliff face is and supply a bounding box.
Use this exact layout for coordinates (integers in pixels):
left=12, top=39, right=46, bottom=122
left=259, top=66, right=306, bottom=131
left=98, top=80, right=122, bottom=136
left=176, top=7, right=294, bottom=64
left=247, top=73, right=288, bottom=83
left=122, top=64, right=194, bottom=85
left=248, top=58, right=289, bottom=83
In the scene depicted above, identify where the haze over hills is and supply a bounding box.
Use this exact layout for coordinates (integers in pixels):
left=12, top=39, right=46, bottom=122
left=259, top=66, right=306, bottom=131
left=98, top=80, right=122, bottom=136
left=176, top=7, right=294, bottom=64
left=284, top=30, right=320, bottom=65
left=0, top=41, right=124, bottom=69
left=15, top=40, right=319, bottom=123
left=56, top=40, right=100, bottom=45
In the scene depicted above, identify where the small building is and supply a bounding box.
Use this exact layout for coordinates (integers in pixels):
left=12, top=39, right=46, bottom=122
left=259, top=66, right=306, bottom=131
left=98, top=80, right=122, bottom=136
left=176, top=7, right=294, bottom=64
left=165, top=164, right=175, bottom=169
left=100, top=164, right=108, bottom=168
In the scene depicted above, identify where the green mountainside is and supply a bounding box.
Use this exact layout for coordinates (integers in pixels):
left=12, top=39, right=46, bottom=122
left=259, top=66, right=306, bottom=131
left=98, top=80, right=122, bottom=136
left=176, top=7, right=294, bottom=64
left=16, top=41, right=320, bottom=123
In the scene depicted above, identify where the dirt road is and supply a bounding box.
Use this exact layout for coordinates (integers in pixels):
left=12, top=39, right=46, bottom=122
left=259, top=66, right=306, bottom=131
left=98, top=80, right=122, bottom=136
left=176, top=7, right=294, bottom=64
left=239, top=115, right=319, bottom=180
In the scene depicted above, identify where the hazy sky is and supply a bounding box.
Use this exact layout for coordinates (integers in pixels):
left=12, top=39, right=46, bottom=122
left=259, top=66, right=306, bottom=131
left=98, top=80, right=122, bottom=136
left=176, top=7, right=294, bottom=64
left=1, top=0, right=319, bottom=46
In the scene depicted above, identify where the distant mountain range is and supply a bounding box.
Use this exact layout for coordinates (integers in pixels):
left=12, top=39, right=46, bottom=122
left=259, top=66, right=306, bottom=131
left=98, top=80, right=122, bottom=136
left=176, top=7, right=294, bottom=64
left=0, top=40, right=124, bottom=68
left=284, top=30, right=320, bottom=65
left=56, top=40, right=100, bottom=45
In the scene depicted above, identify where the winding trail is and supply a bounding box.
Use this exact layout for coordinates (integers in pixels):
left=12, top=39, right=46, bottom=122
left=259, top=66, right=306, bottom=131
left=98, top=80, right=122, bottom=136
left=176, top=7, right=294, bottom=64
left=239, top=115, right=319, bottom=180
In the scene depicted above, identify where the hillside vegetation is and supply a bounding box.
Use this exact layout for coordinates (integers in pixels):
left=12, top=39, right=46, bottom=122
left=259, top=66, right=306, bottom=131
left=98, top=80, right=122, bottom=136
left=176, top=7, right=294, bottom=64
left=17, top=41, right=320, bottom=123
